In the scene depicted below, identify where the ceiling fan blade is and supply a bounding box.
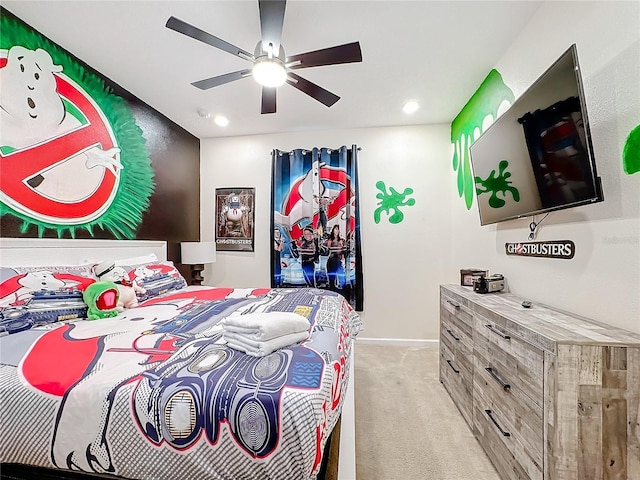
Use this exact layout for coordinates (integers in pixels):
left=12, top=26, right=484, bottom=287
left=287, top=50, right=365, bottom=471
left=286, top=72, right=340, bottom=107
left=166, top=16, right=253, bottom=61
left=191, top=69, right=252, bottom=90
left=287, top=42, right=362, bottom=69
left=261, top=87, right=277, bottom=114
left=258, top=0, right=286, bottom=55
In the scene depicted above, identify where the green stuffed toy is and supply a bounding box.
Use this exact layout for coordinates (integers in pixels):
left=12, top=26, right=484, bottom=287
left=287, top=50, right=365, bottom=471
left=83, top=281, right=120, bottom=320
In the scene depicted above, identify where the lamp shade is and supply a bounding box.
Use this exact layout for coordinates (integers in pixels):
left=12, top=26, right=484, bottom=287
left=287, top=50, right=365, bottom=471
left=180, top=242, right=217, bottom=265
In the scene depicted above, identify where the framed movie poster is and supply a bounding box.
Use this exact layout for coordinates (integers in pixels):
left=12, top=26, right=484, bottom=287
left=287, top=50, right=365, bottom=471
left=215, top=188, right=255, bottom=252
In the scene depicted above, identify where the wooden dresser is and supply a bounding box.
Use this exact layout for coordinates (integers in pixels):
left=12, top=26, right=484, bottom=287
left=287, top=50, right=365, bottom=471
left=439, top=284, right=640, bottom=480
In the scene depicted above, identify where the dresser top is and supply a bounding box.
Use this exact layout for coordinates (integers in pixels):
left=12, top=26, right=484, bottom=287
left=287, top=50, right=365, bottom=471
left=441, top=284, right=640, bottom=349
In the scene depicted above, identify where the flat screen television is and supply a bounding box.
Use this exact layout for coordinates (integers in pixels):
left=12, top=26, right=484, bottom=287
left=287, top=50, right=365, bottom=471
left=469, top=44, right=603, bottom=226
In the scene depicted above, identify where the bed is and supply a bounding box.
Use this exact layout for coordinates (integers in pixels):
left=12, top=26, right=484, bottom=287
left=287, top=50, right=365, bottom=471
left=0, top=238, right=359, bottom=480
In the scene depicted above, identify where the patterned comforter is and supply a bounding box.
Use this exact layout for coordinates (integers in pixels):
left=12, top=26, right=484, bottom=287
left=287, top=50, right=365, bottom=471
left=0, top=286, right=361, bottom=480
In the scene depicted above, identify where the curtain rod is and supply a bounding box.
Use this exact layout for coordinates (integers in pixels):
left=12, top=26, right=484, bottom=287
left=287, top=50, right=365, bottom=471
left=270, top=146, right=362, bottom=155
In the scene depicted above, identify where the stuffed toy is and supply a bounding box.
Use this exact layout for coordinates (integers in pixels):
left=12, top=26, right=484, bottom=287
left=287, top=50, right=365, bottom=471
left=83, top=281, right=120, bottom=320
left=93, top=261, right=146, bottom=311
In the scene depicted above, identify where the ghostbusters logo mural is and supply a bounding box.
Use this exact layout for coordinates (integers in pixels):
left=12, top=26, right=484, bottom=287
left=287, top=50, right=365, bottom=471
left=0, top=13, right=153, bottom=238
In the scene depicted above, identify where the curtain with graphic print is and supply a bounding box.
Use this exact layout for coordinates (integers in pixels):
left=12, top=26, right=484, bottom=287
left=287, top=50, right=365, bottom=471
left=271, top=145, right=363, bottom=311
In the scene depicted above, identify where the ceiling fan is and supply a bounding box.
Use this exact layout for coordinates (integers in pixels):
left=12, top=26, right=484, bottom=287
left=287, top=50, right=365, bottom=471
left=166, top=0, right=362, bottom=114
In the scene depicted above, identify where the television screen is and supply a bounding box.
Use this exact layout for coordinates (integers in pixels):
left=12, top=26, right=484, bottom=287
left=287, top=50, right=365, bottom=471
left=469, top=44, right=603, bottom=226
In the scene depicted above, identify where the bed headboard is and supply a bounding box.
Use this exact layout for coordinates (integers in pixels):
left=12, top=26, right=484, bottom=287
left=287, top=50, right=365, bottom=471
left=0, top=238, right=167, bottom=266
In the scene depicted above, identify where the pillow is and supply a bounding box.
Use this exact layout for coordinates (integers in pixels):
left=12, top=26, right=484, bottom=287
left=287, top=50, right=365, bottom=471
left=83, top=253, right=158, bottom=267
left=117, top=260, right=187, bottom=301
left=114, top=253, right=158, bottom=266
left=0, top=264, right=96, bottom=335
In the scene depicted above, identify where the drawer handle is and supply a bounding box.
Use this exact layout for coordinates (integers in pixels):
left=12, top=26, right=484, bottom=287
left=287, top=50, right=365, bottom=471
left=446, top=329, right=460, bottom=341
left=446, top=299, right=460, bottom=308
left=485, top=367, right=511, bottom=392
left=446, top=359, right=460, bottom=374
left=485, top=409, right=511, bottom=437
left=484, top=324, right=511, bottom=340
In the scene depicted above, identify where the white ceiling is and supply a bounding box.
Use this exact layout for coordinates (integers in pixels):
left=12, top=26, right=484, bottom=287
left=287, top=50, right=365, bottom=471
left=2, top=0, right=543, bottom=140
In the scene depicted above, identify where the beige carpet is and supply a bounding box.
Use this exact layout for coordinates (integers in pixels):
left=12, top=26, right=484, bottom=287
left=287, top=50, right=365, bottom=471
left=354, top=343, right=500, bottom=480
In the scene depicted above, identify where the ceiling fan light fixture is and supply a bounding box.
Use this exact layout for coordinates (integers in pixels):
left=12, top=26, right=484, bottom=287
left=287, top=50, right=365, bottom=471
left=253, top=58, right=287, bottom=87
left=167, top=2, right=362, bottom=114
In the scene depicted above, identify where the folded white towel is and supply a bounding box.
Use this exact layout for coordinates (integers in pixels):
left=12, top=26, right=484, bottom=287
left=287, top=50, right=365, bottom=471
left=222, top=312, right=310, bottom=342
left=224, top=330, right=310, bottom=357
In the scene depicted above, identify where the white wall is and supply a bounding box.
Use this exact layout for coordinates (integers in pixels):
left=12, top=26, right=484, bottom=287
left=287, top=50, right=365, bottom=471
left=201, top=1, right=639, bottom=339
left=448, top=1, right=640, bottom=334
left=200, top=125, right=453, bottom=340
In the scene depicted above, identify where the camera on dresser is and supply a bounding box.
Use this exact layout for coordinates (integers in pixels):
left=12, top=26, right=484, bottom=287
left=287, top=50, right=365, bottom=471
left=472, top=274, right=505, bottom=294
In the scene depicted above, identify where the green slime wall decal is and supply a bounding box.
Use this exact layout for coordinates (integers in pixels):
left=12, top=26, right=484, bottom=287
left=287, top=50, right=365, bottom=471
left=450, top=69, right=515, bottom=210
left=475, top=160, right=520, bottom=208
left=623, top=124, right=640, bottom=175
left=374, top=181, right=415, bottom=224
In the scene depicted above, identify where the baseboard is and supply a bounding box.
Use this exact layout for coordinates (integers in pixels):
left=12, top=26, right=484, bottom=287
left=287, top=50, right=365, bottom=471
left=355, top=337, right=438, bottom=346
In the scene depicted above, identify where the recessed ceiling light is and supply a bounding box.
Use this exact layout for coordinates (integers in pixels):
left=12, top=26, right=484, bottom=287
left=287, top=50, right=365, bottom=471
left=214, top=115, right=229, bottom=127
left=403, top=100, right=419, bottom=114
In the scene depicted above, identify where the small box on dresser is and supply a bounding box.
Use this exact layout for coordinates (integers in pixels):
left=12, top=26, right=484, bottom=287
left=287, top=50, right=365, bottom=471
left=439, top=284, right=640, bottom=480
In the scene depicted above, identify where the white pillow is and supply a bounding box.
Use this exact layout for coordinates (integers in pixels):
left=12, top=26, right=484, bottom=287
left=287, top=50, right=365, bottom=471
left=84, top=253, right=158, bottom=267
left=114, top=253, right=158, bottom=266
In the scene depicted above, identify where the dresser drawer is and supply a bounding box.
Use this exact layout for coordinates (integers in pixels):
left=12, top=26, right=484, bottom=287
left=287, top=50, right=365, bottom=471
left=473, top=361, right=543, bottom=480
left=441, top=291, right=474, bottom=332
left=441, top=306, right=472, bottom=359
left=473, top=313, right=544, bottom=480
left=439, top=342, right=473, bottom=426
left=439, top=315, right=473, bottom=427
left=473, top=313, right=544, bottom=409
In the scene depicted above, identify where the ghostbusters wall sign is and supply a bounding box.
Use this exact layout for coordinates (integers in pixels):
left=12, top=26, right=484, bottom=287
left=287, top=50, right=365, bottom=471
left=505, top=240, right=575, bottom=259
left=215, top=188, right=255, bottom=252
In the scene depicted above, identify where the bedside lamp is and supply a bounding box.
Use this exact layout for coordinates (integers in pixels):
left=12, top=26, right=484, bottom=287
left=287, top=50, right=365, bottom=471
left=180, top=241, right=216, bottom=285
